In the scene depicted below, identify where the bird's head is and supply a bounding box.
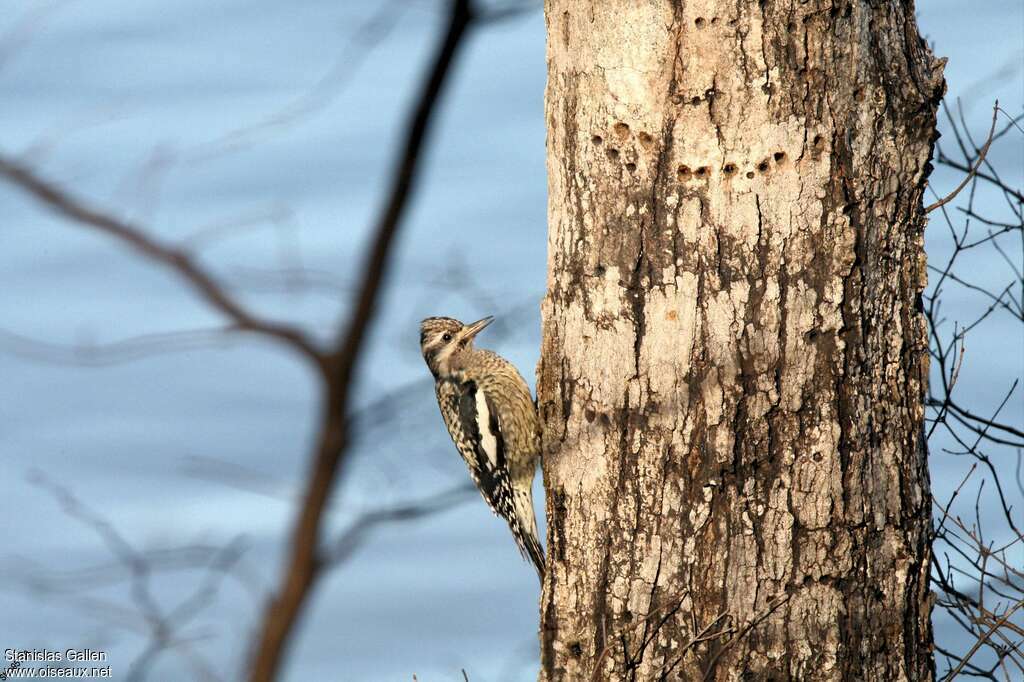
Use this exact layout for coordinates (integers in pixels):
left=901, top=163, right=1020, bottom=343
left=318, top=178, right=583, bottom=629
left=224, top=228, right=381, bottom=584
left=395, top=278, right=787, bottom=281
left=419, top=315, right=493, bottom=379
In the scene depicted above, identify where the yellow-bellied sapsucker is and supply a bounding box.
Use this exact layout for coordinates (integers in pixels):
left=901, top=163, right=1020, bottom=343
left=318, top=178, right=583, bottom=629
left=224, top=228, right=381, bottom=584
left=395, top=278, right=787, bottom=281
left=419, top=315, right=544, bottom=582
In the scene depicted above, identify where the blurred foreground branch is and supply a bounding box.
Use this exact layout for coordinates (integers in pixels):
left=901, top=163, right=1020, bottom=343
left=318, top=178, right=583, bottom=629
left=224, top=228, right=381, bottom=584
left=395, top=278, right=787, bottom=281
left=0, top=0, right=483, bottom=679
left=245, top=2, right=476, bottom=679
left=0, top=160, right=321, bottom=362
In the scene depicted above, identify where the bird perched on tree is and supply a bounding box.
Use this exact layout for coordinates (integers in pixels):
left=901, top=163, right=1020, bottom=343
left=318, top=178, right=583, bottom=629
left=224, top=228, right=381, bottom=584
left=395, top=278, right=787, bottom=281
left=419, top=315, right=544, bottom=582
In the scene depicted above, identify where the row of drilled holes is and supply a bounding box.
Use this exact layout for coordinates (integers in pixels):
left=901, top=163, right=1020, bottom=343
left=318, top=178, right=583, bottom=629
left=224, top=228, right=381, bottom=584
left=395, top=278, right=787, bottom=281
left=591, top=126, right=822, bottom=178
left=678, top=151, right=786, bottom=181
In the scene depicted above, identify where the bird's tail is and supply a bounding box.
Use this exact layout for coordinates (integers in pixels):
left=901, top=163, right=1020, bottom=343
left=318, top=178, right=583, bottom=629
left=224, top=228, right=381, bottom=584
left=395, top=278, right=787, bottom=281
left=512, top=487, right=545, bottom=584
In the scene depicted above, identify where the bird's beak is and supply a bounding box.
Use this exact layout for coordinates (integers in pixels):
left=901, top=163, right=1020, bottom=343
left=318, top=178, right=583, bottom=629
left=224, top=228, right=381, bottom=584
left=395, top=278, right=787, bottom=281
left=463, top=316, right=494, bottom=340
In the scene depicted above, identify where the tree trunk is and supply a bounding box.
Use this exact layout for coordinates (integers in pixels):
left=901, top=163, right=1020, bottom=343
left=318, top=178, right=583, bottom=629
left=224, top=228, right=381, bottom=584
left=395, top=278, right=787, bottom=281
left=537, top=1, right=944, bottom=680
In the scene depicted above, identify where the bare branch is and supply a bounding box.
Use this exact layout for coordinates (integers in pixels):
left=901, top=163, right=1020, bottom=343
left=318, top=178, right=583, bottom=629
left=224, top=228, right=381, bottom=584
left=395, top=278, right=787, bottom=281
left=926, top=101, right=1000, bottom=214
left=701, top=595, right=791, bottom=681
left=0, top=158, right=322, bottom=363
left=327, top=483, right=477, bottom=566
left=945, top=599, right=1024, bottom=680
left=183, top=1, right=407, bottom=164
left=26, top=471, right=245, bottom=682
left=246, top=2, right=477, bottom=680
left=0, top=326, right=242, bottom=366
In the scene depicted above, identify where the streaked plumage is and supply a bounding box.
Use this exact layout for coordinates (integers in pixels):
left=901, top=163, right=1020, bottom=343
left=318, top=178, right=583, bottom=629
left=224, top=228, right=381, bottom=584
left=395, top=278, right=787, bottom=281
left=420, top=316, right=544, bottom=581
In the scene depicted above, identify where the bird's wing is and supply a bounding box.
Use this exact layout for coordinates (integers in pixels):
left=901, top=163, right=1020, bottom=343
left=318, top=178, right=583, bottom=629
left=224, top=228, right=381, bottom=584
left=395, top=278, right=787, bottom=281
left=456, top=380, right=520, bottom=521
left=437, top=378, right=544, bottom=575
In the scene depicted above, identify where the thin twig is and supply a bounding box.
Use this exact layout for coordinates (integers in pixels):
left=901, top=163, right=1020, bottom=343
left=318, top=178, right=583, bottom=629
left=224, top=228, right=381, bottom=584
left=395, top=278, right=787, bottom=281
left=926, top=101, right=1000, bottom=214
left=327, top=483, right=476, bottom=566
left=945, top=599, right=1024, bottom=680
left=701, top=595, right=790, bottom=681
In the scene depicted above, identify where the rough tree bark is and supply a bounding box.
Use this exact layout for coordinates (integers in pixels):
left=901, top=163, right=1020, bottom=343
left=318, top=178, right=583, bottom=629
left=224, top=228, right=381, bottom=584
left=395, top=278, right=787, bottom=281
left=537, top=1, right=945, bottom=680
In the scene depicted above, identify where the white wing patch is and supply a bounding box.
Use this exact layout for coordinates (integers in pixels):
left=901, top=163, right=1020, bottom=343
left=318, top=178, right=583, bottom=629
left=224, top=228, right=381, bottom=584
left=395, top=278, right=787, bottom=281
left=475, top=389, right=500, bottom=469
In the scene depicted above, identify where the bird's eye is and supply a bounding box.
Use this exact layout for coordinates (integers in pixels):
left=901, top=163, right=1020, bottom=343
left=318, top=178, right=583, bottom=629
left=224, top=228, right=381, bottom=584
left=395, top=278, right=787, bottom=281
left=442, top=333, right=452, bottom=342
